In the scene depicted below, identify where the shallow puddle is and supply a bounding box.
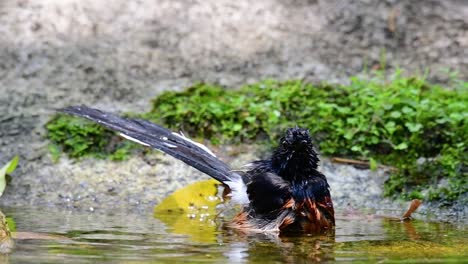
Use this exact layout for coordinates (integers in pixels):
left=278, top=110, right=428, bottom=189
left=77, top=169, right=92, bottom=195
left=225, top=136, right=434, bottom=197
left=2, top=206, right=467, bottom=263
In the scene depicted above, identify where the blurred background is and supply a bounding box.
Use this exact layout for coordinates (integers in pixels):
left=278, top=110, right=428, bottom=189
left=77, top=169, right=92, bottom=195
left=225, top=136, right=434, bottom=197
left=0, top=0, right=466, bottom=211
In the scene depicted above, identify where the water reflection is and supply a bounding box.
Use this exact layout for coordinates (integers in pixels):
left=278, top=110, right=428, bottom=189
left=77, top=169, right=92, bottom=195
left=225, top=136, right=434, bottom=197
left=221, top=233, right=335, bottom=263
left=1, top=206, right=466, bottom=263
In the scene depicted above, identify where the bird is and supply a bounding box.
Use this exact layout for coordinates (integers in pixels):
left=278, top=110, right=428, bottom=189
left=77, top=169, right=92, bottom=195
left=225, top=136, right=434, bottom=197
left=61, top=105, right=335, bottom=234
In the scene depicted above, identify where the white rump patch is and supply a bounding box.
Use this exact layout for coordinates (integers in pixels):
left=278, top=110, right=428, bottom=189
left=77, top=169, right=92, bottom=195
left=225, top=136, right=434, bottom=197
left=172, top=132, right=216, bottom=157
left=119, top=133, right=150, bottom=147
left=224, top=175, right=249, bottom=205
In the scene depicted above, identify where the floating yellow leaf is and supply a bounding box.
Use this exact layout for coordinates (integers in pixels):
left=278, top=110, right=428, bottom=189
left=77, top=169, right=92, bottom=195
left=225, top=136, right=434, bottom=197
left=154, top=179, right=224, bottom=243
left=154, top=179, right=222, bottom=214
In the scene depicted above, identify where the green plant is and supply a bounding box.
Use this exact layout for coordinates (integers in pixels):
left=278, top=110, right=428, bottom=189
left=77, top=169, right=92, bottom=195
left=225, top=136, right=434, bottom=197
left=0, top=156, right=19, bottom=197
left=145, top=73, right=466, bottom=202
left=46, top=115, right=141, bottom=160
left=46, top=71, right=467, bottom=203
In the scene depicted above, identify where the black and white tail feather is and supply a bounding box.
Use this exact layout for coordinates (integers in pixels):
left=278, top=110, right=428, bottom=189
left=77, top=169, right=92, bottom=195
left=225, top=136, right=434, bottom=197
left=61, top=105, right=249, bottom=205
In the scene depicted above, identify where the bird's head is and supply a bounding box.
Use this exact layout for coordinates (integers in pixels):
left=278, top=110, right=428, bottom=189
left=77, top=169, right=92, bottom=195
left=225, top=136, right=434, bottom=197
left=271, top=127, right=320, bottom=180
left=281, top=127, right=313, bottom=151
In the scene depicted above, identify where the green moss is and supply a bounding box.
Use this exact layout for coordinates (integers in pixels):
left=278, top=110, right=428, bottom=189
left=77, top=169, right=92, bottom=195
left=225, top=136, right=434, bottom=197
left=46, top=71, right=467, bottom=203
left=46, top=114, right=142, bottom=160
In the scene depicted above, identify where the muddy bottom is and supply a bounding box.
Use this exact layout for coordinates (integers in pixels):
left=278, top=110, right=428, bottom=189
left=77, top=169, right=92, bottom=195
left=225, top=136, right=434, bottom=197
left=3, top=206, right=467, bottom=263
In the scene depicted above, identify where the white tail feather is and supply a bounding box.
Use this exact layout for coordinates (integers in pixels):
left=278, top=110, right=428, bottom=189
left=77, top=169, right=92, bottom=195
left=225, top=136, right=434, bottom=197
left=172, top=132, right=216, bottom=157
left=119, top=133, right=150, bottom=147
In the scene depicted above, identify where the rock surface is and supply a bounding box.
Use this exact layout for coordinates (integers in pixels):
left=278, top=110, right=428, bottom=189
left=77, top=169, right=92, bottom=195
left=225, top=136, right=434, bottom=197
left=0, top=0, right=466, bottom=221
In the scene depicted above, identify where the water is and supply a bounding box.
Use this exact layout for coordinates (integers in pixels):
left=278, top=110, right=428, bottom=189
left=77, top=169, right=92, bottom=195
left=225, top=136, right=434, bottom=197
left=3, top=207, right=467, bottom=263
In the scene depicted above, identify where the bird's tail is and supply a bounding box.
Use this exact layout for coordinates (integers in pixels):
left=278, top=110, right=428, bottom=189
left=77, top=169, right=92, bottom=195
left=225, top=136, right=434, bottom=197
left=60, top=105, right=237, bottom=184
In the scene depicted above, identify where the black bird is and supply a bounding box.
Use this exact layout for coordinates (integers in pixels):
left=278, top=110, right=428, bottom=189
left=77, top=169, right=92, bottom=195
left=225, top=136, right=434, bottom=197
left=61, top=106, right=335, bottom=234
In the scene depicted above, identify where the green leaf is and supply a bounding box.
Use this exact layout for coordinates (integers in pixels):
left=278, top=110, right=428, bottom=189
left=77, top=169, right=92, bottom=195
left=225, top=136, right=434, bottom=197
left=232, top=124, right=242, bottom=132
left=369, top=158, right=378, bottom=171
left=395, top=142, right=408, bottom=150
left=48, top=144, right=61, bottom=163
left=245, top=116, right=256, bottom=123
left=5, top=156, right=18, bottom=174
left=6, top=217, right=15, bottom=233
left=347, top=117, right=358, bottom=125
left=449, top=112, right=463, bottom=121
left=382, top=104, right=393, bottom=110
left=405, top=122, right=423, bottom=133
left=337, top=107, right=351, bottom=114
left=390, top=111, right=402, bottom=118
left=351, top=145, right=362, bottom=152
left=0, top=156, right=19, bottom=197
left=401, top=106, right=414, bottom=114
left=385, top=121, right=397, bottom=134
left=344, top=131, right=354, bottom=140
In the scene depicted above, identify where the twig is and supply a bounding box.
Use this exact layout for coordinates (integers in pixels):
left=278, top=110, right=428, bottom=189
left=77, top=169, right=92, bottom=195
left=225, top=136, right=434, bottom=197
left=331, top=157, right=370, bottom=166
left=330, top=157, right=398, bottom=172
